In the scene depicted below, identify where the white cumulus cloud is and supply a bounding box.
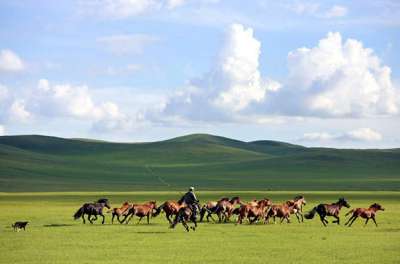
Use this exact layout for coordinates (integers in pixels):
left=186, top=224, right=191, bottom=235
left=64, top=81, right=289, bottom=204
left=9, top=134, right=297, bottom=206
left=161, top=23, right=280, bottom=122
left=9, top=100, right=32, bottom=122
left=0, top=49, right=25, bottom=73
left=279, top=32, right=399, bottom=117
left=323, top=5, right=348, bottom=18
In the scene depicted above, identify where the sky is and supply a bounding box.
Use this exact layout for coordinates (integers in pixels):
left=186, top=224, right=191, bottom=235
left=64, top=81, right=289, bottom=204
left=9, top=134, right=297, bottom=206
left=0, top=0, right=399, bottom=147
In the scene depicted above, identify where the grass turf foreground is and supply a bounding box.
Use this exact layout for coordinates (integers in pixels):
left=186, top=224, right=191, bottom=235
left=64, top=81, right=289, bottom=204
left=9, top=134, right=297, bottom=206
left=0, top=191, right=399, bottom=264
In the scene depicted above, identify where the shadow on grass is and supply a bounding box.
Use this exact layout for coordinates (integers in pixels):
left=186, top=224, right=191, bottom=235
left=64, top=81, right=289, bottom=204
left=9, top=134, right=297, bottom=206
left=43, top=224, right=74, bottom=227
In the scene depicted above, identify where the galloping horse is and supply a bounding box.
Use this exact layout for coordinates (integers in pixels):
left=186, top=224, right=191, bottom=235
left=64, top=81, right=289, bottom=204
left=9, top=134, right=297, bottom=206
left=123, top=201, right=158, bottom=224
left=215, top=196, right=242, bottom=222
left=170, top=204, right=197, bottom=232
left=199, top=197, right=229, bottom=222
left=345, top=203, right=384, bottom=227
left=109, top=201, right=131, bottom=224
left=73, top=198, right=111, bottom=224
left=236, top=199, right=271, bottom=224
left=265, top=203, right=292, bottom=224
left=153, top=200, right=185, bottom=224
left=285, top=195, right=307, bottom=222
left=305, top=198, right=350, bottom=226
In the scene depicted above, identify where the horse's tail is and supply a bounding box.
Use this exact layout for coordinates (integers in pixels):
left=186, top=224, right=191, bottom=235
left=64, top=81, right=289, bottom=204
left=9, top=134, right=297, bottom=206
left=304, top=206, right=317, bottom=219
left=345, top=209, right=354, bottom=216
left=73, top=206, right=84, bottom=220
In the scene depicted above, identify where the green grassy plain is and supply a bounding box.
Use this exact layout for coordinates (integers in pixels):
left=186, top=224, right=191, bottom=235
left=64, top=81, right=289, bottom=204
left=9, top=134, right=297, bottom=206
left=1, top=191, right=399, bottom=264
left=1, top=134, right=400, bottom=191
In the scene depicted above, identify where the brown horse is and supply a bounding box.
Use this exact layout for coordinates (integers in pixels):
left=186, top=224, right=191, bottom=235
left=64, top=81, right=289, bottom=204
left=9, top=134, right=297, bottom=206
left=170, top=205, right=197, bottom=232
left=265, top=203, right=292, bottom=224
left=236, top=199, right=271, bottom=224
left=199, top=197, right=229, bottom=222
left=345, top=203, right=384, bottom=227
left=109, top=201, right=131, bottom=224
left=153, top=200, right=185, bottom=224
left=215, top=196, right=242, bottom=222
left=305, top=198, right=350, bottom=226
left=123, top=201, right=157, bottom=224
left=285, top=195, right=307, bottom=222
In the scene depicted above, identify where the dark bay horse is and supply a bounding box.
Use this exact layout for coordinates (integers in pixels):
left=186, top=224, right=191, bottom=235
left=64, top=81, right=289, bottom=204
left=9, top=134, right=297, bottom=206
left=73, top=198, right=111, bottom=224
left=345, top=203, right=384, bottom=227
left=170, top=205, right=197, bottom=232
left=305, top=198, right=350, bottom=226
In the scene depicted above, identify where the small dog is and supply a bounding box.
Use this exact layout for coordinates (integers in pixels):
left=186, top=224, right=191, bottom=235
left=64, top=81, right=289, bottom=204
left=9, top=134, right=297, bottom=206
left=12, top=221, right=29, bottom=232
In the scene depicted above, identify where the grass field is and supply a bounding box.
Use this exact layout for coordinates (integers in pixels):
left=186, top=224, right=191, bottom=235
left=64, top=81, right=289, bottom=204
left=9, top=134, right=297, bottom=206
left=1, top=191, right=399, bottom=264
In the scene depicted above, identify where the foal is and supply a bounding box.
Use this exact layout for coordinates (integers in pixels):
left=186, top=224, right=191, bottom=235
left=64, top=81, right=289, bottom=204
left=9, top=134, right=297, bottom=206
left=345, top=203, right=384, bottom=227
left=110, top=201, right=131, bottom=224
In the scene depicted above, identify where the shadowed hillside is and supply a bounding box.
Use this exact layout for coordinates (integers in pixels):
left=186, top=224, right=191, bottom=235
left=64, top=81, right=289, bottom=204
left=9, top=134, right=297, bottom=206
left=0, top=134, right=399, bottom=191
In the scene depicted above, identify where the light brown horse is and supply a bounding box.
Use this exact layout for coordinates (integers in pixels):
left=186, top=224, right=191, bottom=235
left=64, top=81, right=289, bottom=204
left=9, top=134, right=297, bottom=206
left=265, top=203, right=292, bottom=224
left=345, top=203, right=384, bottom=227
left=109, top=201, right=131, bottom=224
left=236, top=199, right=272, bottom=224
left=199, top=197, right=229, bottom=222
left=123, top=201, right=158, bottom=224
left=215, top=196, right=242, bottom=222
left=305, top=198, right=350, bottom=226
left=285, top=195, right=307, bottom=222
left=153, top=200, right=185, bottom=224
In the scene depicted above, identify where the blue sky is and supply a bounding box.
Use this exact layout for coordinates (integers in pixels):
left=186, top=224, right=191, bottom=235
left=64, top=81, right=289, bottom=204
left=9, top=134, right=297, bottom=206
left=0, top=0, right=399, bottom=147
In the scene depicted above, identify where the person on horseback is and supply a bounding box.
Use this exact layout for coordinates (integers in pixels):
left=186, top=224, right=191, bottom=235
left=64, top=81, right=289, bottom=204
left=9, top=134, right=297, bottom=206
left=178, top=186, right=200, bottom=220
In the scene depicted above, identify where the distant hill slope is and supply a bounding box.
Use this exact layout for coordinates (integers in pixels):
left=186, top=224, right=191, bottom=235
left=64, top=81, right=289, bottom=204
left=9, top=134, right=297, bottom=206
left=0, top=134, right=399, bottom=191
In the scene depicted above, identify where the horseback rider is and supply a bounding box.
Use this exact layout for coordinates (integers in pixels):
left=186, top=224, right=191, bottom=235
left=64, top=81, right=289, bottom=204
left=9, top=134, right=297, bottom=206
left=178, top=186, right=200, bottom=219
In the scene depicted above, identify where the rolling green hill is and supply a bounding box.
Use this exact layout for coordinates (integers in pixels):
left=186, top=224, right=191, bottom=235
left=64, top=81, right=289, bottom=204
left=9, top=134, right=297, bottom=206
left=0, top=134, right=399, bottom=191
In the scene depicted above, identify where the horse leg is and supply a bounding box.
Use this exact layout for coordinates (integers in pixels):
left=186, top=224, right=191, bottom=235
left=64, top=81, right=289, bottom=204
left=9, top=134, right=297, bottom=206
left=137, top=216, right=143, bottom=224
left=112, top=213, right=115, bottom=224
left=371, top=216, right=378, bottom=227
left=166, top=213, right=172, bottom=224
left=147, top=214, right=150, bottom=224
left=101, top=214, right=105, bottom=224
left=319, top=214, right=327, bottom=227
left=182, top=221, right=189, bottom=232
left=295, top=213, right=301, bottom=223
left=82, top=213, right=86, bottom=224
left=348, top=216, right=358, bottom=227
left=88, top=214, right=94, bottom=224
left=125, top=214, right=134, bottom=224
left=364, top=218, right=370, bottom=226
left=333, top=215, right=340, bottom=225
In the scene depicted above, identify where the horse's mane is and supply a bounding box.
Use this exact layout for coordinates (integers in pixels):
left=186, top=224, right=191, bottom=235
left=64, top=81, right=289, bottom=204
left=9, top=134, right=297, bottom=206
left=230, top=196, right=240, bottom=203
left=294, top=195, right=303, bottom=201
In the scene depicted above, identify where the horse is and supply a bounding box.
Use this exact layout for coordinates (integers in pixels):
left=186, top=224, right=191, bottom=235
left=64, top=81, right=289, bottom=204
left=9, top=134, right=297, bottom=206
left=153, top=200, right=186, bottom=224
left=109, top=201, right=131, bottom=224
left=170, top=204, right=197, bottom=232
left=215, top=196, right=242, bottom=222
left=236, top=199, right=271, bottom=225
left=73, top=198, right=111, bottom=224
left=304, top=198, right=350, bottom=226
left=265, top=203, right=293, bottom=224
left=344, top=203, right=384, bottom=227
left=199, top=197, right=229, bottom=222
left=285, top=195, right=307, bottom=222
left=123, top=201, right=158, bottom=224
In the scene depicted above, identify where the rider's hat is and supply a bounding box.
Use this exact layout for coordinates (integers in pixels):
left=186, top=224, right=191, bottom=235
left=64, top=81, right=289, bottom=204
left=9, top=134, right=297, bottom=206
left=189, top=186, right=194, bottom=191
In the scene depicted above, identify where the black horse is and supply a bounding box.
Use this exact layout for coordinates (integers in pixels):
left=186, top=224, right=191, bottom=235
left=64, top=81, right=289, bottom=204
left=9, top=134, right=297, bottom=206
left=304, top=198, right=350, bottom=226
left=73, top=198, right=111, bottom=224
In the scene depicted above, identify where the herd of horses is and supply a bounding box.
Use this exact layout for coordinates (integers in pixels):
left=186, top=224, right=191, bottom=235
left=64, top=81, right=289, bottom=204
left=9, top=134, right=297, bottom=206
left=73, top=196, right=385, bottom=231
